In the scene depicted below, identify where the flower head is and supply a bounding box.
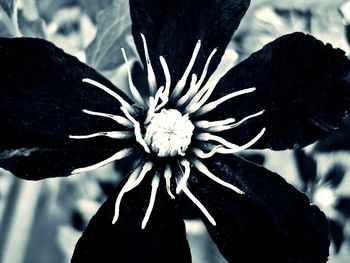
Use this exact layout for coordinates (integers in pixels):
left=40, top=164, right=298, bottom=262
left=1, top=1, right=350, bottom=262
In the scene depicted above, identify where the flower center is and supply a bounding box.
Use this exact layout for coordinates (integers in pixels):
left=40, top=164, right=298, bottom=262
left=144, top=109, right=194, bottom=157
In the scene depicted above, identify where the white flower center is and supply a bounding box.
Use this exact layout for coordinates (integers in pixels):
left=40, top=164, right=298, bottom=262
left=144, top=109, right=194, bottom=157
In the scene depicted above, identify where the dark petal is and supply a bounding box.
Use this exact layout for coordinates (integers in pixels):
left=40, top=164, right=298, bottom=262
left=314, top=116, right=350, bottom=152
left=72, top=169, right=191, bottom=263
left=323, top=164, right=346, bottom=188
left=335, top=197, right=350, bottom=218
left=130, top=0, right=250, bottom=87
left=238, top=152, right=266, bottom=166
left=187, top=154, right=330, bottom=263
left=329, top=219, right=344, bottom=254
left=208, top=32, right=350, bottom=150
left=294, top=149, right=317, bottom=187
left=0, top=37, right=134, bottom=180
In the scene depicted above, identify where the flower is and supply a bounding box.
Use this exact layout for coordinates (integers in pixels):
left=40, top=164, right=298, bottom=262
left=1, top=0, right=350, bottom=262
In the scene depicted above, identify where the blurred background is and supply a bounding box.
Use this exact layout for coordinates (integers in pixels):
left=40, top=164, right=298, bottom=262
left=1, top=0, right=350, bottom=262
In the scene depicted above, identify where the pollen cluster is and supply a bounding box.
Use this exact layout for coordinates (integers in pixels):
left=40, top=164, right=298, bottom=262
left=144, top=109, right=194, bottom=157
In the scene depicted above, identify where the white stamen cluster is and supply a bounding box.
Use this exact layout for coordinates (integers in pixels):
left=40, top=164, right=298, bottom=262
left=144, top=109, right=194, bottom=157
left=69, top=33, right=266, bottom=229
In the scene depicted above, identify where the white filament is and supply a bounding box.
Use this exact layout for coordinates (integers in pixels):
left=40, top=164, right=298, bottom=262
left=205, top=111, right=265, bottom=133
left=82, top=78, right=134, bottom=114
left=71, top=148, right=133, bottom=174
left=195, top=87, right=256, bottom=116
left=164, top=165, right=175, bottom=199
left=176, top=48, right=217, bottom=108
left=192, top=159, right=244, bottom=194
left=112, top=161, right=153, bottom=224
left=176, top=73, right=198, bottom=107
left=69, top=131, right=132, bottom=140
left=140, top=33, right=157, bottom=95
left=141, top=174, right=160, bottom=229
left=121, top=106, right=151, bottom=153
left=176, top=160, right=191, bottom=194
left=121, top=48, right=146, bottom=106
left=195, top=118, right=236, bottom=129
left=82, top=109, right=132, bottom=128
left=194, top=128, right=266, bottom=158
left=182, top=186, right=216, bottom=226
left=171, top=40, right=201, bottom=101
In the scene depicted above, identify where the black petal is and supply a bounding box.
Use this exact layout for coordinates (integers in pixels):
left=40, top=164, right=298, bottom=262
left=130, top=0, right=250, bottom=87
left=207, top=32, right=350, bottom=150
left=329, top=219, right=344, bottom=254
left=294, top=150, right=317, bottom=188
left=323, top=164, right=346, bottom=188
left=187, top=154, right=330, bottom=263
left=335, top=196, right=350, bottom=218
left=0, top=37, right=134, bottom=179
left=72, top=169, right=191, bottom=263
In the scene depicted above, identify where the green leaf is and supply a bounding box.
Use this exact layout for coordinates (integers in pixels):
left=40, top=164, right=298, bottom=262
left=17, top=9, right=46, bottom=38
left=0, top=5, right=15, bottom=37
left=0, top=0, right=14, bottom=18
left=85, top=1, right=136, bottom=71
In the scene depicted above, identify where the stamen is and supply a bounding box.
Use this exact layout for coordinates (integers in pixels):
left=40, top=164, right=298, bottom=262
left=159, top=56, right=171, bottom=99
left=195, top=118, right=236, bottom=129
left=145, top=86, right=165, bottom=124
left=112, top=160, right=144, bottom=224
left=164, top=165, right=175, bottom=199
left=196, top=133, right=243, bottom=150
left=141, top=174, right=160, bottom=229
left=82, top=109, right=132, bottom=128
left=192, top=159, right=244, bottom=194
left=204, top=111, right=264, bottom=133
left=194, top=128, right=266, bottom=157
left=176, top=160, right=191, bottom=194
left=69, top=131, right=132, bottom=140
left=176, top=48, right=217, bottom=108
left=71, top=148, right=133, bottom=174
left=176, top=73, right=197, bottom=107
left=121, top=48, right=146, bottom=106
left=171, top=40, right=201, bottom=101
left=191, top=145, right=223, bottom=159
left=112, top=161, right=153, bottom=224
left=140, top=33, right=157, bottom=95
left=82, top=78, right=134, bottom=114
left=194, top=87, right=256, bottom=116
left=185, top=50, right=236, bottom=113
left=182, top=185, right=216, bottom=226
left=121, top=107, right=150, bottom=153
left=216, top=128, right=266, bottom=154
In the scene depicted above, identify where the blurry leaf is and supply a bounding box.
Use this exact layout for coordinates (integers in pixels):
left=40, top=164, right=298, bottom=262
left=323, top=164, right=346, bottom=188
left=329, top=219, right=344, bottom=253
left=79, top=0, right=114, bottom=23
left=86, top=1, right=134, bottom=71
left=0, top=0, right=14, bottom=18
left=294, top=150, right=317, bottom=187
left=0, top=6, right=15, bottom=37
left=18, top=10, right=46, bottom=38
left=335, top=197, right=350, bottom=218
